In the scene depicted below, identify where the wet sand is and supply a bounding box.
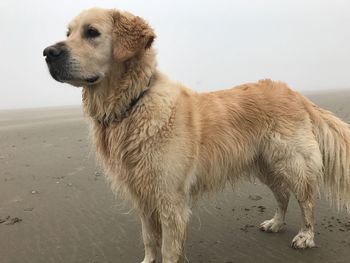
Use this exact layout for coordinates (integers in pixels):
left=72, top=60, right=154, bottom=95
left=0, top=92, right=350, bottom=263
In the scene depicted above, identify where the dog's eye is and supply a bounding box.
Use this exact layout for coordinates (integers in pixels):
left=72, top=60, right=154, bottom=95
left=86, top=27, right=100, bottom=38
left=66, top=30, right=71, bottom=37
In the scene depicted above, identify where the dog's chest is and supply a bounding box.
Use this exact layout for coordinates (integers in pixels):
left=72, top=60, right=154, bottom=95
left=92, top=116, right=173, bottom=183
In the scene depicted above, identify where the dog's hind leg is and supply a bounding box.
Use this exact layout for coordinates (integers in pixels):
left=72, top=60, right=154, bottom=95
left=259, top=183, right=290, bottom=232
left=288, top=146, right=320, bottom=248
left=262, top=129, right=322, bottom=248
left=291, top=185, right=316, bottom=249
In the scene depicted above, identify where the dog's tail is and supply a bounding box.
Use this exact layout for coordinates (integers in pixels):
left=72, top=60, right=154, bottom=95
left=310, top=103, right=350, bottom=211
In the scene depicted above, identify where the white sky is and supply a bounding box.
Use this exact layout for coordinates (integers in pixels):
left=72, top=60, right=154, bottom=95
left=0, top=0, right=349, bottom=109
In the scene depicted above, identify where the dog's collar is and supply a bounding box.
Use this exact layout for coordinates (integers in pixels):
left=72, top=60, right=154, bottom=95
left=97, top=75, right=153, bottom=126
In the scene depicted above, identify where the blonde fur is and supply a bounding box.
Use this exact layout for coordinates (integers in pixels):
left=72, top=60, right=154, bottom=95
left=307, top=103, right=350, bottom=210
left=44, top=8, right=350, bottom=263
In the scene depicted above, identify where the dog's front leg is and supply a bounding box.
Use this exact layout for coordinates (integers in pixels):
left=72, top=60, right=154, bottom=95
left=160, top=201, right=190, bottom=263
left=140, top=212, right=162, bottom=263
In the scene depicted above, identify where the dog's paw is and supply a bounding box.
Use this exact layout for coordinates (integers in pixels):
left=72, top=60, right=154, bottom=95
left=259, top=218, right=285, bottom=233
left=291, top=230, right=316, bottom=249
left=141, top=256, right=156, bottom=263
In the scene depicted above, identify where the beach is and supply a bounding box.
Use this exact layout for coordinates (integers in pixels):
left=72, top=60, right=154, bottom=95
left=0, top=91, right=350, bottom=263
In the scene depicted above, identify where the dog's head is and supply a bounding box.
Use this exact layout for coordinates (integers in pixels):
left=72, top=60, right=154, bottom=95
left=43, top=8, right=155, bottom=87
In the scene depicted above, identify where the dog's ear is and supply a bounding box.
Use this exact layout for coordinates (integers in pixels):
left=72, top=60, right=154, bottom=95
left=111, top=11, right=156, bottom=62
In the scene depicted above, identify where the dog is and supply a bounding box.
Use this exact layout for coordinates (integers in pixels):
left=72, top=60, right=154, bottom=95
left=43, top=7, right=350, bottom=263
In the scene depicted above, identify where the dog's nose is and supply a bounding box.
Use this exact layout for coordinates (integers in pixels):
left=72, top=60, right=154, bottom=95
left=43, top=45, right=63, bottom=61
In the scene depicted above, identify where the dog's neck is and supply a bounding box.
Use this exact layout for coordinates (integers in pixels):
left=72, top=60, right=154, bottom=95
left=82, top=49, right=157, bottom=124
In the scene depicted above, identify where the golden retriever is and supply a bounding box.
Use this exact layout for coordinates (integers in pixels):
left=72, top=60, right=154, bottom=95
left=43, top=7, right=350, bottom=263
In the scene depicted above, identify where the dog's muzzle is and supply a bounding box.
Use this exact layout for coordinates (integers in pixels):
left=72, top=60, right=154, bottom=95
left=43, top=42, right=71, bottom=82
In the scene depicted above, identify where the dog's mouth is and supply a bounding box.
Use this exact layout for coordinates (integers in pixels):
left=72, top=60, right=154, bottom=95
left=47, top=64, right=100, bottom=86
left=64, top=75, right=101, bottom=87
left=56, top=76, right=101, bottom=87
left=44, top=50, right=101, bottom=86
left=85, top=76, right=99, bottom=83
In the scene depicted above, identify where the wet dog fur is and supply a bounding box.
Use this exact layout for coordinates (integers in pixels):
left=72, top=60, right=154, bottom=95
left=44, top=8, right=350, bottom=263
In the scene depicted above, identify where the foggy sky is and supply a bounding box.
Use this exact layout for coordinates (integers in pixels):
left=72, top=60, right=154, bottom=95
left=0, top=0, right=349, bottom=109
